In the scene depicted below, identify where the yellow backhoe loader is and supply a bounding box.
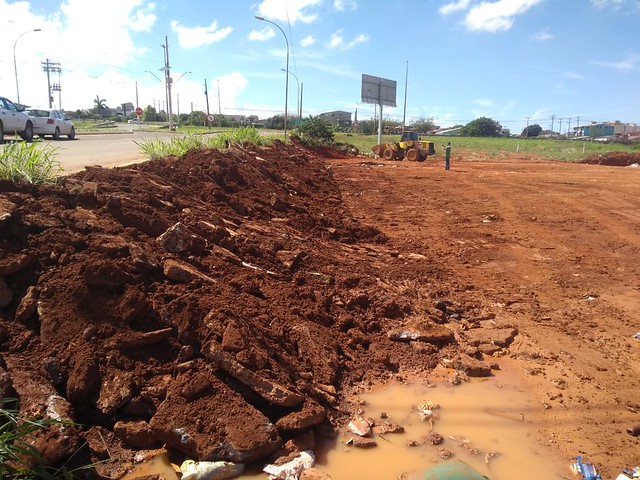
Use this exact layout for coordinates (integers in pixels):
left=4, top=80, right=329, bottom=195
left=372, top=131, right=435, bottom=161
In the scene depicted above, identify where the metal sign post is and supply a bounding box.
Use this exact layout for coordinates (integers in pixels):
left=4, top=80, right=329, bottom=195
left=361, top=74, right=397, bottom=146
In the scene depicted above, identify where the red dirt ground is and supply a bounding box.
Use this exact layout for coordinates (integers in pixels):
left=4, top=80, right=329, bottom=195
left=0, top=142, right=639, bottom=478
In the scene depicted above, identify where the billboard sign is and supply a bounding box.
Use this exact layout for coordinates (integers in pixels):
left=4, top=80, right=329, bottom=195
left=361, top=74, right=397, bottom=107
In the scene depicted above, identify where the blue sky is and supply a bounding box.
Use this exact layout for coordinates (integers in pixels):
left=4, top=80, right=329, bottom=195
left=1, top=0, right=639, bottom=133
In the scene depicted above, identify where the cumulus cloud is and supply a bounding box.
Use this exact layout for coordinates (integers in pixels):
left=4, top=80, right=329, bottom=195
left=257, top=0, right=321, bottom=24
left=464, top=0, right=544, bottom=33
left=249, top=27, right=276, bottom=41
left=327, top=30, right=368, bottom=50
left=329, top=30, right=344, bottom=48
left=301, top=35, right=316, bottom=46
left=171, top=20, right=233, bottom=48
left=439, top=0, right=471, bottom=15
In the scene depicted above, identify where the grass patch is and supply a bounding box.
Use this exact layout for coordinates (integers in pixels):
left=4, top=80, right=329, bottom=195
left=334, top=133, right=637, bottom=162
left=0, top=141, right=62, bottom=185
left=0, top=398, right=83, bottom=479
left=136, top=127, right=271, bottom=160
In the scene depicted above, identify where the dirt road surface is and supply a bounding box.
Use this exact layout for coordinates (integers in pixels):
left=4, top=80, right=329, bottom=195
left=0, top=142, right=638, bottom=478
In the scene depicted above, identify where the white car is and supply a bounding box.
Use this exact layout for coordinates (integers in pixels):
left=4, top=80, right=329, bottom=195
left=0, top=96, right=34, bottom=143
left=26, top=108, right=76, bottom=140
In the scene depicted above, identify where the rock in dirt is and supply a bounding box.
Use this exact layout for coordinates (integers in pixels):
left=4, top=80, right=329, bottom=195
left=345, top=436, right=377, bottom=448
left=459, top=327, right=517, bottom=348
left=275, top=399, right=326, bottom=432
left=206, top=345, right=304, bottom=408
left=453, top=353, right=493, bottom=377
left=347, top=415, right=372, bottom=437
left=387, top=321, right=455, bottom=345
left=163, top=258, right=216, bottom=283
left=157, top=222, right=206, bottom=254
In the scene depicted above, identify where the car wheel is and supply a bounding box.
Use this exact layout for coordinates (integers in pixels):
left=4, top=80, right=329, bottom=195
left=53, top=127, right=60, bottom=140
left=68, top=126, right=76, bottom=140
left=20, top=121, right=34, bottom=143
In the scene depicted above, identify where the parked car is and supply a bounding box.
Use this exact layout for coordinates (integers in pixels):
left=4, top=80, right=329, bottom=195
left=0, top=96, right=34, bottom=143
left=26, top=108, right=76, bottom=140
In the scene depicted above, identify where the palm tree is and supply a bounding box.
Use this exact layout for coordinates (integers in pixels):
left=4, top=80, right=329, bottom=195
left=94, top=95, right=107, bottom=114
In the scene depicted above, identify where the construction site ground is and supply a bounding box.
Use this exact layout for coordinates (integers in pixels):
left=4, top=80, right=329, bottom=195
left=0, top=141, right=638, bottom=479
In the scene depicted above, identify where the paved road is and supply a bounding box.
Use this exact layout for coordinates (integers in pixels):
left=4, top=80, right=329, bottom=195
left=49, top=130, right=178, bottom=173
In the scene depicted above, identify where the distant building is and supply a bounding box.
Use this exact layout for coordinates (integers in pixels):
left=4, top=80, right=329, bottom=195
left=575, top=121, right=640, bottom=138
left=318, top=110, right=352, bottom=127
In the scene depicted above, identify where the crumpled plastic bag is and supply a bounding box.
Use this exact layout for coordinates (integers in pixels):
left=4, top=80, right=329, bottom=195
left=180, top=459, right=245, bottom=480
left=262, top=450, right=315, bottom=480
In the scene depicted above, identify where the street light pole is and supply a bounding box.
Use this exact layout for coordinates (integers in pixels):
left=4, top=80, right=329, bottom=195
left=281, top=69, right=300, bottom=120
left=255, top=16, right=289, bottom=138
left=13, top=28, right=41, bottom=104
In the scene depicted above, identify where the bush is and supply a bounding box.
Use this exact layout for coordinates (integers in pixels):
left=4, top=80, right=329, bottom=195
left=293, top=117, right=334, bottom=143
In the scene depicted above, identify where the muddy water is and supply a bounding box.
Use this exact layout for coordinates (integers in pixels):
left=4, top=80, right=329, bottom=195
left=120, top=359, right=569, bottom=479
left=313, top=361, right=568, bottom=480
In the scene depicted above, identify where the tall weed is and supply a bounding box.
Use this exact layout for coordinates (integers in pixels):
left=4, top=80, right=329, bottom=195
left=0, top=142, right=61, bottom=184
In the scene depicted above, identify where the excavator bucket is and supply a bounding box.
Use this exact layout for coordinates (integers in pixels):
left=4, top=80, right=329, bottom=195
left=372, top=144, right=386, bottom=156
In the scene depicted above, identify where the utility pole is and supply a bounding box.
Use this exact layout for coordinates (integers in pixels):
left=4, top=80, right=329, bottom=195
left=567, top=118, right=572, bottom=138
left=576, top=116, right=581, bottom=136
left=550, top=115, right=555, bottom=133
left=402, top=60, right=408, bottom=134
left=135, top=81, right=139, bottom=109
left=161, top=36, right=174, bottom=131
left=558, top=117, right=564, bottom=136
left=525, top=116, right=531, bottom=137
left=204, top=79, right=210, bottom=126
left=41, top=59, right=61, bottom=108
left=299, top=82, right=303, bottom=118
left=217, top=79, right=221, bottom=115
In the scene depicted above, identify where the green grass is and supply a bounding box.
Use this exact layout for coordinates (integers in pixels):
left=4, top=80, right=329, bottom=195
left=135, top=127, right=272, bottom=160
left=0, top=398, right=81, bottom=479
left=0, top=141, right=62, bottom=184
left=334, top=133, right=638, bottom=162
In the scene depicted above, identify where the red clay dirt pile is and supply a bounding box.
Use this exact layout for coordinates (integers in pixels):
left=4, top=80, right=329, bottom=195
left=0, top=141, right=499, bottom=478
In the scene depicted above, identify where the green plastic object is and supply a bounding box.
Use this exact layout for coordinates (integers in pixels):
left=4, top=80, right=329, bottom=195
left=420, top=460, right=488, bottom=480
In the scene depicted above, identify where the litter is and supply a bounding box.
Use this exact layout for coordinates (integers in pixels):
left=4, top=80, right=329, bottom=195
left=263, top=450, right=315, bottom=480
left=633, top=332, right=640, bottom=340
left=616, top=466, right=640, bottom=479
left=570, top=456, right=601, bottom=480
left=180, top=459, right=245, bottom=480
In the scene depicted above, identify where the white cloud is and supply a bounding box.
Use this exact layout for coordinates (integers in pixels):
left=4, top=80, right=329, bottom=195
left=344, top=33, right=369, bottom=50
left=591, top=53, right=639, bottom=72
left=171, top=20, right=232, bottom=48
left=257, top=0, right=322, bottom=24
left=439, top=0, right=471, bottom=15
left=334, top=0, right=358, bottom=11
left=464, top=0, right=544, bottom=33
left=249, top=27, right=276, bottom=41
left=215, top=72, right=249, bottom=110
left=533, top=30, right=555, bottom=41
left=327, top=30, right=368, bottom=50
left=301, top=35, right=316, bottom=46
left=329, top=30, right=344, bottom=48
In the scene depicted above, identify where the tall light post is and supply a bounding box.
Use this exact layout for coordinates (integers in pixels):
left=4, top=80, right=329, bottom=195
left=174, top=71, right=190, bottom=126
left=281, top=69, right=300, bottom=119
left=13, top=28, right=41, bottom=104
left=255, top=16, right=289, bottom=138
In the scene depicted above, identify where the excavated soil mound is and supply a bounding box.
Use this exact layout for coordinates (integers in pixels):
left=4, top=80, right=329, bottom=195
left=581, top=151, right=640, bottom=166
left=0, top=141, right=483, bottom=478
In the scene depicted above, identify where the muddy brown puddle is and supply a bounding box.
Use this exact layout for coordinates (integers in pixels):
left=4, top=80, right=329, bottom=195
left=121, top=358, right=569, bottom=479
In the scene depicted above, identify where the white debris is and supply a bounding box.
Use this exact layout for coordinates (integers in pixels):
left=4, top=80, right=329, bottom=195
left=180, top=459, right=245, bottom=480
left=263, top=450, right=315, bottom=480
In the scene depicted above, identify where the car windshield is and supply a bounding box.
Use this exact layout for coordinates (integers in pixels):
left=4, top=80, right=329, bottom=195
left=27, top=110, right=50, bottom=117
